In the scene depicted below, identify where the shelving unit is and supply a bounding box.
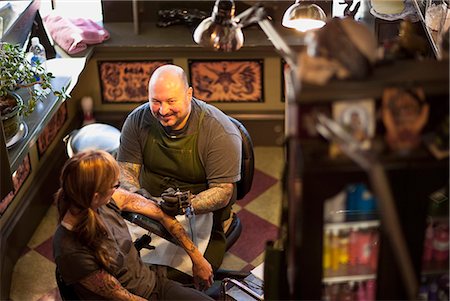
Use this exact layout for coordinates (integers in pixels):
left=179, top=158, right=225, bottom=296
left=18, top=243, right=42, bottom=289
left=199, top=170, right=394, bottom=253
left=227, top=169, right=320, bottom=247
left=287, top=58, right=449, bottom=300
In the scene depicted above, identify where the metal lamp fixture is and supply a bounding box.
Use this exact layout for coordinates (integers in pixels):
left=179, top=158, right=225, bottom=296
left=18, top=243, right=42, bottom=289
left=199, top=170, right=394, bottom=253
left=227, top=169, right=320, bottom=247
left=282, top=1, right=326, bottom=32
left=193, top=0, right=244, bottom=52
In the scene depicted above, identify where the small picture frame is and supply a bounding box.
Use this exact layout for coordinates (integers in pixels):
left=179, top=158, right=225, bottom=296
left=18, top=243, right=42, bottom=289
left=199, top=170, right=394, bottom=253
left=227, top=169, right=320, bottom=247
left=37, top=101, right=68, bottom=158
left=99, top=60, right=171, bottom=103
left=0, top=154, right=31, bottom=215
left=189, top=59, right=263, bottom=102
left=330, top=99, right=375, bottom=157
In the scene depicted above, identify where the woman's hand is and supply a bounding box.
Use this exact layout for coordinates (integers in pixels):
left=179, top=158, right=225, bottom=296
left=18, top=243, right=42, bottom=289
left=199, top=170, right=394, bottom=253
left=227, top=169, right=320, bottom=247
left=192, top=256, right=214, bottom=290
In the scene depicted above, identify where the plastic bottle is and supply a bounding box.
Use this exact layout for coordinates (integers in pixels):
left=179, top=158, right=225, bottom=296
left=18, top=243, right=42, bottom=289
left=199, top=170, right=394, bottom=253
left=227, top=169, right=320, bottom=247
left=365, top=279, right=376, bottom=301
left=348, top=227, right=359, bottom=267
left=330, top=229, right=340, bottom=271
left=369, top=228, right=379, bottom=272
left=29, top=37, right=46, bottom=70
left=339, top=282, right=353, bottom=301
left=356, top=281, right=367, bottom=301
left=323, top=230, right=331, bottom=271
left=338, top=230, right=349, bottom=266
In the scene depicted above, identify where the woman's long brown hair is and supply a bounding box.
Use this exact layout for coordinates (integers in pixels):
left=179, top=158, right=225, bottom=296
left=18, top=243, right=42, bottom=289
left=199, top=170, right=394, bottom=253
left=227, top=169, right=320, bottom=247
left=55, top=150, right=119, bottom=268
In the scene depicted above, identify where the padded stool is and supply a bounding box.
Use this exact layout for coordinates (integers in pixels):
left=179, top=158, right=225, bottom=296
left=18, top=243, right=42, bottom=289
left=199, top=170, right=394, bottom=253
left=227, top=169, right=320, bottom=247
left=65, top=123, right=121, bottom=158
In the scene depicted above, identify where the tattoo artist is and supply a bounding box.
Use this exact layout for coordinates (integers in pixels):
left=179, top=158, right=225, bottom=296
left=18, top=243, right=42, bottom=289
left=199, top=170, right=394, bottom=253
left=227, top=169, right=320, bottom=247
left=116, top=64, right=242, bottom=283
left=53, top=150, right=214, bottom=300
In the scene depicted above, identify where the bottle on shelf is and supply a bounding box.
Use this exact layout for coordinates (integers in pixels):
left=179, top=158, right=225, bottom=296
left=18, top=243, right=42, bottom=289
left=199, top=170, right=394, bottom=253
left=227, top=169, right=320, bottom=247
left=324, top=230, right=331, bottom=271
left=348, top=227, right=359, bottom=267
left=338, top=229, right=350, bottom=266
left=365, top=279, right=376, bottom=301
left=29, top=37, right=46, bottom=67
left=330, top=229, right=340, bottom=271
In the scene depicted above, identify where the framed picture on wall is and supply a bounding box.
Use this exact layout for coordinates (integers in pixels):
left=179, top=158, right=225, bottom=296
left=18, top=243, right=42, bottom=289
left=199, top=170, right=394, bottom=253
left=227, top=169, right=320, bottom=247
left=98, top=60, right=172, bottom=103
left=0, top=154, right=31, bottom=216
left=37, top=101, right=68, bottom=158
left=188, top=59, right=264, bottom=102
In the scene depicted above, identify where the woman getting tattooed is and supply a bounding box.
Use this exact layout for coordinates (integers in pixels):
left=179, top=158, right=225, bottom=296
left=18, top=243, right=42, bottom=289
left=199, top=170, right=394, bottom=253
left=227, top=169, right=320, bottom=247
left=53, top=150, right=213, bottom=300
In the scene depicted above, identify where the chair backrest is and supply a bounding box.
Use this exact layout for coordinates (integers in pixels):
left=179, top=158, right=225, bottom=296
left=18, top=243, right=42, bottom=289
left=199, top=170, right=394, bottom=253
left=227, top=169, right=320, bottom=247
left=223, top=117, right=254, bottom=251
left=56, top=268, right=80, bottom=301
left=228, top=116, right=254, bottom=200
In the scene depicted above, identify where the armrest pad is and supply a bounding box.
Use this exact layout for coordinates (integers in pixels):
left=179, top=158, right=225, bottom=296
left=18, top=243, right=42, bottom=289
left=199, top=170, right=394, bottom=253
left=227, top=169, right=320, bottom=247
left=215, top=268, right=250, bottom=280
left=121, top=211, right=178, bottom=245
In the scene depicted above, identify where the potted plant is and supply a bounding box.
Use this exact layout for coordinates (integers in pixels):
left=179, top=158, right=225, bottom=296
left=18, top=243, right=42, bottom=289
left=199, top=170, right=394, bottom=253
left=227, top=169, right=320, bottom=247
left=0, top=42, right=69, bottom=142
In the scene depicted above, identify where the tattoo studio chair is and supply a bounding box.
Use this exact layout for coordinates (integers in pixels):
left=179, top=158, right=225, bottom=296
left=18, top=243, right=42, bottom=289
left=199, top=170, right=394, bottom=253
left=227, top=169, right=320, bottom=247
left=60, top=118, right=254, bottom=300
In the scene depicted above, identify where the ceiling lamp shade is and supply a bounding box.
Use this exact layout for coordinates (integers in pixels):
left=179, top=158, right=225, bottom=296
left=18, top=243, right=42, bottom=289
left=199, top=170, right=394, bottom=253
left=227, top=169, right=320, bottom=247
left=193, top=0, right=244, bottom=52
left=282, top=1, right=326, bottom=32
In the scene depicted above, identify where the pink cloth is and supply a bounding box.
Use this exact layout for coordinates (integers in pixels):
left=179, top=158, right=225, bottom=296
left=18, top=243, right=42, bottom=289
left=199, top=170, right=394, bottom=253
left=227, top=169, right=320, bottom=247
left=43, top=15, right=110, bottom=54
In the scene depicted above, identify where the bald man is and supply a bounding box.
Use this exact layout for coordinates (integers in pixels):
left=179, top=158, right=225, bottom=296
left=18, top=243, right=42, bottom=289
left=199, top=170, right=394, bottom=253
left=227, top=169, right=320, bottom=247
left=117, top=64, right=242, bottom=282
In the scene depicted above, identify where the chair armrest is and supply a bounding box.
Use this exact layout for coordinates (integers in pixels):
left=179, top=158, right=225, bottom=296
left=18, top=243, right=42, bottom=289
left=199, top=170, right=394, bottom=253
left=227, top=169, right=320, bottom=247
left=121, top=211, right=179, bottom=245
left=214, top=268, right=250, bottom=280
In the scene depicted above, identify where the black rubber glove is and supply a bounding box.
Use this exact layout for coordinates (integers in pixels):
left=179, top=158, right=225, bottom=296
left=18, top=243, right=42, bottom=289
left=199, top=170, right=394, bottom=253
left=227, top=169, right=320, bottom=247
left=160, top=187, right=183, bottom=216
left=135, top=188, right=152, bottom=199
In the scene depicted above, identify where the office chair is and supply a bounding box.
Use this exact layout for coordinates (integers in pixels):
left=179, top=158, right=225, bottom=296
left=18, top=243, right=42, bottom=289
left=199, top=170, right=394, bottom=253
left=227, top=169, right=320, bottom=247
left=59, top=117, right=254, bottom=300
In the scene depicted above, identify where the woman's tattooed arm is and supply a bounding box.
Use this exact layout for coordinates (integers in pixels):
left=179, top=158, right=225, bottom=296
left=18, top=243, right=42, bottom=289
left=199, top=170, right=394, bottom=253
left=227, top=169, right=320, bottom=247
left=79, top=269, right=146, bottom=301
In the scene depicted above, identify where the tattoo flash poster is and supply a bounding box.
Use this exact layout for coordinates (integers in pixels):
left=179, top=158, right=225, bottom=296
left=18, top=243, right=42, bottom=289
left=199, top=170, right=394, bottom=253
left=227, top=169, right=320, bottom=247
left=37, top=101, right=68, bottom=158
left=99, top=60, right=171, bottom=103
left=189, top=60, right=263, bottom=102
left=0, top=154, right=31, bottom=216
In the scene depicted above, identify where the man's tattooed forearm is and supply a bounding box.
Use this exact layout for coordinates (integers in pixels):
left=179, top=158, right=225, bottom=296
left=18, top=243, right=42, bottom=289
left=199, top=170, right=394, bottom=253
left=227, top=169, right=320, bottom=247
left=118, top=162, right=141, bottom=192
left=191, top=183, right=233, bottom=214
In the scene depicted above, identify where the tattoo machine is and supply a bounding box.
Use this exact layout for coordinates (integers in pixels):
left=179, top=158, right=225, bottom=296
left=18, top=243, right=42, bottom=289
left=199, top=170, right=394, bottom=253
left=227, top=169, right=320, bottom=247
left=174, top=189, right=198, bottom=246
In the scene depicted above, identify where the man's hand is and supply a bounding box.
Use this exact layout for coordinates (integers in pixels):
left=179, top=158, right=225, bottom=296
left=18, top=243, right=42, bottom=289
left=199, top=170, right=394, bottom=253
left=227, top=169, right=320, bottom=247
left=160, top=188, right=183, bottom=216
left=192, top=256, right=214, bottom=291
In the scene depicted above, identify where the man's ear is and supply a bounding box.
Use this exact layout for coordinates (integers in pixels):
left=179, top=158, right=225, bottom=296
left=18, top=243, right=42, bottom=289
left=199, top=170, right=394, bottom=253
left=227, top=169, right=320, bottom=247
left=187, top=87, right=193, bottom=100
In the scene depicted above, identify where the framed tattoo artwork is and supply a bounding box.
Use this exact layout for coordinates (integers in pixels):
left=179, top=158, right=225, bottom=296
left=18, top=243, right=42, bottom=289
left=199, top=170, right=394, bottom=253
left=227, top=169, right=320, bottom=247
left=98, top=60, right=171, bottom=103
left=188, top=59, right=263, bottom=102
left=0, top=154, right=31, bottom=216
left=37, top=101, right=68, bottom=158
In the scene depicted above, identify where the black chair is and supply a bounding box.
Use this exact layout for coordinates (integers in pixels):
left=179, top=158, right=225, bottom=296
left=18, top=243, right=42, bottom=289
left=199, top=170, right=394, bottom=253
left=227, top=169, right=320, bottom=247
left=55, top=267, right=79, bottom=301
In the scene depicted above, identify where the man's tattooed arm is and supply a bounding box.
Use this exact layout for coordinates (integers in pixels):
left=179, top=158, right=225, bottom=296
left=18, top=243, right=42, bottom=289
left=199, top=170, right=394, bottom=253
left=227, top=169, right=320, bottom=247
left=191, top=183, right=234, bottom=214
left=79, top=269, right=146, bottom=301
left=117, top=162, right=141, bottom=192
